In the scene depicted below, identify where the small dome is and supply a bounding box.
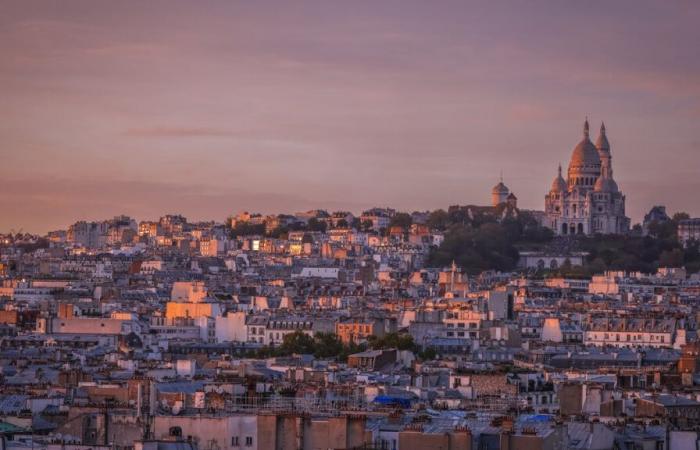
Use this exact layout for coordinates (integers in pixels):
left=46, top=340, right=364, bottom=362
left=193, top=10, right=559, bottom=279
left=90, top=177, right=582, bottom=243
left=551, top=175, right=566, bottom=193
left=492, top=182, right=509, bottom=194
left=550, top=165, right=567, bottom=193
left=594, top=176, right=618, bottom=193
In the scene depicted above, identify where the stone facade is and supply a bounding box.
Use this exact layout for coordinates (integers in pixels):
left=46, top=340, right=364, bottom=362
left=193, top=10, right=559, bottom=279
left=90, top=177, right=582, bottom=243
left=544, top=120, right=630, bottom=235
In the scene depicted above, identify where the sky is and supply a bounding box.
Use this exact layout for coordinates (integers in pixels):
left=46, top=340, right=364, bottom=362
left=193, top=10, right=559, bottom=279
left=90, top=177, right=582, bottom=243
left=1, top=1, right=699, bottom=233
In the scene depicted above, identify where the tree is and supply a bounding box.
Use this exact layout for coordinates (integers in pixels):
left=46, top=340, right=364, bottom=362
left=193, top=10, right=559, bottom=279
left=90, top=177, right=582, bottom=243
left=278, top=331, right=315, bottom=355
left=389, top=213, right=412, bottom=230
left=230, top=222, right=265, bottom=237
left=427, top=209, right=448, bottom=231
left=368, top=332, right=417, bottom=351
left=418, top=347, right=437, bottom=361
left=307, top=218, right=327, bottom=232
left=673, top=212, right=690, bottom=222
left=659, top=248, right=684, bottom=268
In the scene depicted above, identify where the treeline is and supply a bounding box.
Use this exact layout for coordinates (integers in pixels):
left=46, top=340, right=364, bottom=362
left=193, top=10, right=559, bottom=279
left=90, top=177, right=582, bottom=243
left=249, top=331, right=435, bottom=361
left=427, top=206, right=553, bottom=274
left=228, top=217, right=329, bottom=239
left=572, top=212, right=700, bottom=275
left=429, top=206, right=700, bottom=275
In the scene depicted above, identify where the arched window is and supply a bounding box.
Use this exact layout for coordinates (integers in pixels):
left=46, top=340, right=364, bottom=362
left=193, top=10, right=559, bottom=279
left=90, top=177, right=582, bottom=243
left=169, top=427, right=182, bottom=437
left=577, top=223, right=584, bottom=234
left=550, top=260, right=559, bottom=269
left=562, top=223, right=568, bottom=235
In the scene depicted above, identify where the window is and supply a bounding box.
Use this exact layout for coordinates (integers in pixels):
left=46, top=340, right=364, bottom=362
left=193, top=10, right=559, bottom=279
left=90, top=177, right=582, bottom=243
left=245, top=437, right=253, bottom=447
left=232, top=436, right=239, bottom=446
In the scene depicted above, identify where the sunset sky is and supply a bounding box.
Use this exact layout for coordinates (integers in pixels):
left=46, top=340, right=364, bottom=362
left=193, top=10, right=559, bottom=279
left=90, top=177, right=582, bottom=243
left=2, top=1, right=699, bottom=233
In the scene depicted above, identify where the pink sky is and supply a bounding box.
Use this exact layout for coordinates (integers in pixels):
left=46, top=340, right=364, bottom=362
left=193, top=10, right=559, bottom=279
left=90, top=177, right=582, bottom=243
left=2, top=1, right=699, bottom=233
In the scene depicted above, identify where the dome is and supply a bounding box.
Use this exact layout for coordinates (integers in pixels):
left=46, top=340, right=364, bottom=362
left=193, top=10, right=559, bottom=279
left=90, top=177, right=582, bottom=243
left=568, top=119, right=601, bottom=172
left=550, top=165, right=567, bottom=193
left=492, top=182, right=509, bottom=194
left=551, top=174, right=567, bottom=193
left=569, top=138, right=601, bottom=168
left=594, top=175, right=618, bottom=193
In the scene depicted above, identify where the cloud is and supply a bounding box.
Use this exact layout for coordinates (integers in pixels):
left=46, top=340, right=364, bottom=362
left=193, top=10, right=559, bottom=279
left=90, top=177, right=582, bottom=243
left=123, top=126, right=234, bottom=138
left=0, top=177, right=370, bottom=233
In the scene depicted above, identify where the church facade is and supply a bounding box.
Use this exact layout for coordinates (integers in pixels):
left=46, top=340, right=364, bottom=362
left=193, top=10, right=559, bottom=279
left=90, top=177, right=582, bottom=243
left=544, top=120, right=630, bottom=236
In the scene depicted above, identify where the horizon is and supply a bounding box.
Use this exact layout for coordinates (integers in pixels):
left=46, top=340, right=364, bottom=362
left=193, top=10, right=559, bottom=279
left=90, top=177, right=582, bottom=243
left=2, top=1, right=700, bottom=233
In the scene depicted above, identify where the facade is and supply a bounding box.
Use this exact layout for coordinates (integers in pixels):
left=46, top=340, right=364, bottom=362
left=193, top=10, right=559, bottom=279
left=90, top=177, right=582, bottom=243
left=336, top=318, right=386, bottom=344
left=642, top=205, right=670, bottom=235
left=518, top=251, right=587, bottom=270
left=491, top=179, right=517, bottom=208
left=678, top=218, right=700, bottom=247
left=544, top=120, right=630, bottom=235
left=584, top=317, right=677, bottom=348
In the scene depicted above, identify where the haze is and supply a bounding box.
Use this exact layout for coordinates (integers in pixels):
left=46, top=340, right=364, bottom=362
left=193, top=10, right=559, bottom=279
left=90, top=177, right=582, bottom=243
left=2, top=1, right=699, bottom=233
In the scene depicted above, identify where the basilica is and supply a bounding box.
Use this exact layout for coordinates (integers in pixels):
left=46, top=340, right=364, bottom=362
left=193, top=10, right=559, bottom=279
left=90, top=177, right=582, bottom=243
left=544, top=119, right=630, bottom=235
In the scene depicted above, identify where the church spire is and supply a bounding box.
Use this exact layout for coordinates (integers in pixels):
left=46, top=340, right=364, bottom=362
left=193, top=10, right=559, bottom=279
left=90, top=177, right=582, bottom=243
left=583, top=117, right=590, bottom=138
left=596, top=120, right=610, bottom=152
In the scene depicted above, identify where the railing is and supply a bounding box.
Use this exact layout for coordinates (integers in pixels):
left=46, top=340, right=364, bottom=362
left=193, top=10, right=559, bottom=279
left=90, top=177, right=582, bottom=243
left=224, top=395, right=369, bottom=414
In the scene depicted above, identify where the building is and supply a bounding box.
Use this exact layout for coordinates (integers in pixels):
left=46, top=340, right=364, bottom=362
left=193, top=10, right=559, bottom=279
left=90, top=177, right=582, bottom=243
left=636, top=395, right=700, bottom=428
left=336, top=318, right=387, bottom=344
left=678, top=218, right=700, bottom=247
left=544, top=120, right=630, bottom=235
left=490, top=178, right=518, bottom=209
left=584, top=317, right=677, bottom=348
left=518, top=251, right=587, bottom=270
left=643, top=205, right=671, bottom=235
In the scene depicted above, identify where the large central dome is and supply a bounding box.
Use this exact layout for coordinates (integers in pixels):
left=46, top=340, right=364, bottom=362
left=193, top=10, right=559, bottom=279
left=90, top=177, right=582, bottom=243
left=567, top=119, right=601, bottom=185
left=569, top=137, right=601, bottom=168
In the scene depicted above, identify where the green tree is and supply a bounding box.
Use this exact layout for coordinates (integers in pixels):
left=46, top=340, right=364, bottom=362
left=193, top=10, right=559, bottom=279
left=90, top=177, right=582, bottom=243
left=389, top=213, right=412, bottom=230
left=427, top=209, right=449, bottom=231
left=278, top=331, right=315, bottom=355
left=659, top=248, right=684, bottom=268
left=307, top=218, right=327, bottom=232
left=368, top=332, right=417, bottom=351
left=312, top=332, right=345, bottom=358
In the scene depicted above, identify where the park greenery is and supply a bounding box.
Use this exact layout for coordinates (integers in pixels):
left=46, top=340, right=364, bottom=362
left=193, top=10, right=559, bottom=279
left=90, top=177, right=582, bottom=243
left=427, top=205, right=553, bottom=274
left=428, top=206, right=700, bottom=275
left=226, top=206, right=698, bottom=275
left=251, top=331, right=436, bottom=362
